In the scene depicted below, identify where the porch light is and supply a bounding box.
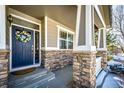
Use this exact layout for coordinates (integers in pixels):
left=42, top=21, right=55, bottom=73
left=7, top=15, right=13, bottom=24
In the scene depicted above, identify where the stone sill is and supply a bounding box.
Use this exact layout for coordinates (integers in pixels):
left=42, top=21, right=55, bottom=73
left=42, top=49, right=73, bottom=52
left=0, top=49, right=10, bottom=53
left=0, top=59, right=8, bottom=63
left=97, top=48, right=107, bottom=52
left=73, top=50, right=97, bottom=54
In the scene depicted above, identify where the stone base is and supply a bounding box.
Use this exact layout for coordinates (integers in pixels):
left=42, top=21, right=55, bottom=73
left=41, top=50, right=73, bottom=71
left=0, top=50, right=9, bottom=88
left=73, top=51, right=96, bottom=88
left=97, top=50, right=107, bottom=69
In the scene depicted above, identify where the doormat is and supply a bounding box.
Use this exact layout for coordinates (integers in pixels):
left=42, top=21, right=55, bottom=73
left=11, top=68, right=35, bottom=75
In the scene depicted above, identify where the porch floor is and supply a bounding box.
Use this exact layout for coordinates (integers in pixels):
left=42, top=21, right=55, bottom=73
left=8, top=67, right=56, bottom=88
left=38, top=65, right=73, bottom=88
left=8, top=64, right=124, bottom=88
left=8, top=65, right=73, bottom=88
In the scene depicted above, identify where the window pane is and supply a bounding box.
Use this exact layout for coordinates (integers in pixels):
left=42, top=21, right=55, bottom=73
left=35, top=31, right=39, bottom=64
left=60, top=31, right=67, bottom=39
left=60, top=40, right=67, bottom=49
left=68, top=34, right=73, bottom=41
left=68, top=41, right=73, bottom=49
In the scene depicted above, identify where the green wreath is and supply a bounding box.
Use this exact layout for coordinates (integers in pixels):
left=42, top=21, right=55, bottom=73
left=16, top=30, right=31, bottom=43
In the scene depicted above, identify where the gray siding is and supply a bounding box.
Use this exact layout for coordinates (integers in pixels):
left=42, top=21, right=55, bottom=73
left=47, top=18, right=58, bottom=47
left=100, top=30, right=104, bottom=48
left=47, top=17, right=75, bottom=48
left=78, top=6, right=86, bottom=46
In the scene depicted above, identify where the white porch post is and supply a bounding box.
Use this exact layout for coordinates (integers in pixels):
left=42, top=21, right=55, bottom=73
left=0, top=5, right=9, bottom=88
left=97, top=28, right=107, bottom=69
left=74, top=5, right=96, bottom=51
left=73, top=5, right=96, bottom=88
left=0, top=5, right=6, bottom=49
left=97, top=28, right=107, bottom=50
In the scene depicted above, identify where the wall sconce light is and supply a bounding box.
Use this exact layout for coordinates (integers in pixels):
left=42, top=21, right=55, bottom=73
left=7, top=15, right=13, bottom=24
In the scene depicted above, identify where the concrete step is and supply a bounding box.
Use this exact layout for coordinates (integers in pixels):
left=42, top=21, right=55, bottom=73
left=25, top=72, right=55, bottom=88
left=96, top=69, right=108, bottom=88
left=8, top=68, right=55, bottom=88
left=9, top=68, right=48, bottom=85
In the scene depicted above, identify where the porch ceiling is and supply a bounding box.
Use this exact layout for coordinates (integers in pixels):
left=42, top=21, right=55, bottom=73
left=94, top=5, right=111, bottom=29
left=8, top=5, right=111, bottom=31
left=8, top=5, right=77, bottom=30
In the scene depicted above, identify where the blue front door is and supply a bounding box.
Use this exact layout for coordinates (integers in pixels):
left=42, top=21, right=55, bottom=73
left=12, top=25, right=34, bottom=69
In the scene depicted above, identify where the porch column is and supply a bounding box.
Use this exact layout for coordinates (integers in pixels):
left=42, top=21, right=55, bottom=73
left=0, top=5, right=6, bottom=49
left=0, top=5, right=9, bottom=88
left=73, top=5, right=96, bottom=88
left=97, top=28, right=107, bottom=69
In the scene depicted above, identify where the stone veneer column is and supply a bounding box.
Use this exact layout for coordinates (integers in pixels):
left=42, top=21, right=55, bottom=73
left=0, top=50, right=9, bottom=88
left=73, top=51, right=96, bottom=88
left=73, top=5, right=96, bottom=88
left=97, top=50, right=107, bottom=69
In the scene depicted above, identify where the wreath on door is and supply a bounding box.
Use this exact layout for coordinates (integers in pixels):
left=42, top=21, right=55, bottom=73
left=15, top=30, right=31, bottom=43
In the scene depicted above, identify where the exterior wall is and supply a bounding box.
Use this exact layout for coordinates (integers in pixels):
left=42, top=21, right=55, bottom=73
left=97, top=50, right=107, bottom=69
left=0, top=50, right=9, bottom=88
left=41, top=50, right=73, bottom=71
left=47, top=18, right=58, bottom=47
left=73, top=51, right=96, bottom=88
left=47, top=17, right=75, bottom=48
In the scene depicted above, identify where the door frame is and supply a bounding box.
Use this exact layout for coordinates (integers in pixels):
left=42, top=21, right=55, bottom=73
left=9, top=14, right=41, bottom=72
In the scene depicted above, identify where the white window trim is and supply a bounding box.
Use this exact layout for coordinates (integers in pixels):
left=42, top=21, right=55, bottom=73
left=57, top=25, right=74, bottom=50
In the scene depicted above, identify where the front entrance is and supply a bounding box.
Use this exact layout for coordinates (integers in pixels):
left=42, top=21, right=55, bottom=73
left=12, top=25, right=34, bottom=69
left=10, top=24, right=41, bottom=72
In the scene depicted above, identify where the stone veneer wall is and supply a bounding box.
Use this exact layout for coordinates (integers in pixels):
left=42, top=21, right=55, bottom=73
left=0, top=50, right=9, bottom=88
left=41, top=50, right=73, bottom=71
left=73, top=51, right=96, bottom=88
left=97, top=50, right=107, bottom=69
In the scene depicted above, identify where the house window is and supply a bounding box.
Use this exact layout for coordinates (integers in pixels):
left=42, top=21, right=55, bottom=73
left=59, top=29, right=73, bottom=49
